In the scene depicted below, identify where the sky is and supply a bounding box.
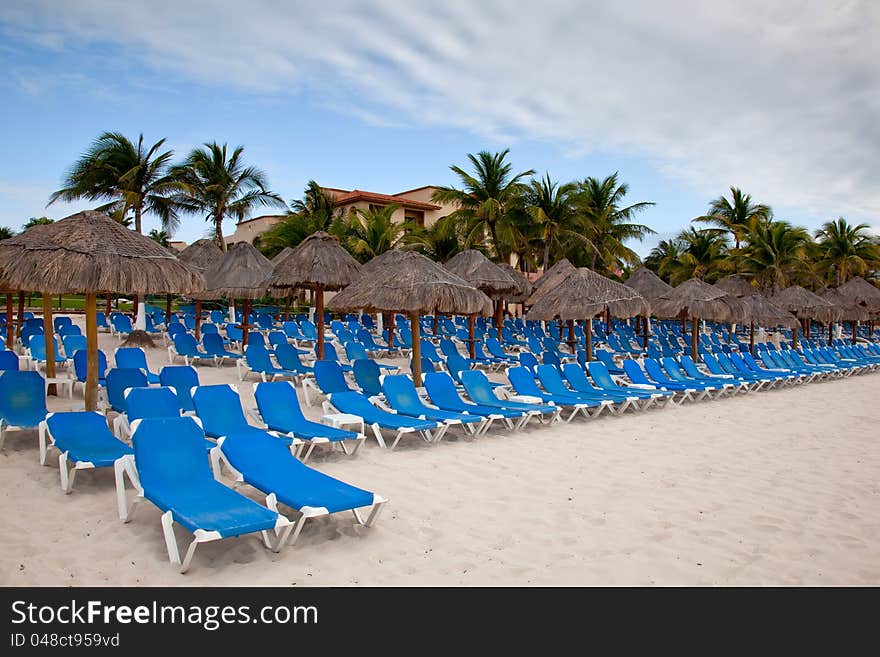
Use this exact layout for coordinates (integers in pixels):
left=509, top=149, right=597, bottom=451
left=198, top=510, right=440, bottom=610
left=0, top=0, right=877, bottom=258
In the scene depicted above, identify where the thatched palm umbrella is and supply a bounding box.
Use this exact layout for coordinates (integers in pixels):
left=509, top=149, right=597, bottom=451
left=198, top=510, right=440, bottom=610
left=177, top=239, right=224, bottom=339
left=624, top=267, right=673, bottom=347
left=714, top=274, right=755, bottom=298
left=739, top=294, right=798, bottom=353
left=652, top=279, right=743, bottom=362
left=498, top=263, right=533, bottom=304
left=0, top=211, right=203, bottom=410
left=837, top=276, right=880, bottom=342
left=443, top=249, right=517, bottom=356
left=269, top=247, right=296, bottom=321
left=353, top=249, right=413, bottom=346
left=769, top=286, right=836, bottom=348
left=327, top=251, right=492, bottom=386
left=527, top=268, right=649, bottom=360
left=527, top=259, right=577, bottom=341
left=267, top=232, right=361, bottom=359
left=202, top=242, right=273, bottom=347
left=820, top=287, right=869, bottom=345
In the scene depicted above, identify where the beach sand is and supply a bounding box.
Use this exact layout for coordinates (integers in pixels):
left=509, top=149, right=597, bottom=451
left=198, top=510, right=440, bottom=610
left=1, top=316, right=878, bottom=586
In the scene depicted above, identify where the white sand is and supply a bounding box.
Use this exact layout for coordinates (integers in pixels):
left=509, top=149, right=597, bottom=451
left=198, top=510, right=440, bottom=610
left=1, top=316, right=879, bottom=586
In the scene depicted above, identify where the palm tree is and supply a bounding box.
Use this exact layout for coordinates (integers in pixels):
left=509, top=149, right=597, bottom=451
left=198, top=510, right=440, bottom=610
left=0, top=226, right=14, bottom=240
left=737, top=220, right=812, bottom=293
left=22, top=217, right=54, bottom=229
left=49, top=132, right=180, bottom=234
left=692, top=186, right=771, bottom=249
left=431, top=149, right=535, bottom=261
left=522, top=174, right=587, bottom=272
left=339, top=204, right=414, bottom=262
left=572, top=173, right=655, bottom=273
left=148, top=228, right=170, bottom=247
left=814, top=218, right=880, bottom=287
left=644, top=238, right=682, bottom=281
left=664, top=227, right=730, bottom=285
left=410, top=215, right=468, bottom=262
left=255, top=181, right=343, bottom=258
left=171, top=142, right=285, bottom=251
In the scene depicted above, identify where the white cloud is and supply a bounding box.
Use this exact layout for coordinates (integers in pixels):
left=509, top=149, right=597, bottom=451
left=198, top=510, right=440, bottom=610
left=3, top=0, right=880, bottom=225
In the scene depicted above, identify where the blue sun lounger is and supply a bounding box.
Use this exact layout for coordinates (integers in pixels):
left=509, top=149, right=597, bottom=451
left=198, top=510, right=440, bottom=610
left=237, top=344, right=299, bottom=382
left=115, top=417, right=294, bottom=573
left=507, top=366, right=606, bottom=422
left=112, top=386, right=182, bottom=440
left=678, top=355, right=749, bottom=393
left=586, top=361, right=674, bottom=403
left=253, top=381, right=365, bottom=460
left=0, top=370, right=49, bottom=450
left=191, top=383, right=291, bottom=447
left=212, top=429, right=386, bottom=546
left=325, top=390, right=443, bottom=450
left=459, top=369, right=559, bottom=426
left=423, top=371, right=523, bottom=432
left=201, top=332, right=242, bottom=365
left=39, top=411, right=134, bottom=493
left=535, top=364, right=617, bottom=416
left=380, top=374, right=485, bottom=436
left=114, top=347, right=160, bottom=384
left=560, top=363, right=651, bottom=412
left=660, top=356, right=736, bottom=396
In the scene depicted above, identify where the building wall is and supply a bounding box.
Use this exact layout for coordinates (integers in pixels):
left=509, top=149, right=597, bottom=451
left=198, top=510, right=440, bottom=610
left=224, top=215, right=286, bottom=245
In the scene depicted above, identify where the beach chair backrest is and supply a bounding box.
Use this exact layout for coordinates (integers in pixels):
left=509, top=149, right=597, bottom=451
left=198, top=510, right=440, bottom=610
left=542, top=350, right=561, bottom=370
left=381, top=374, right=423, bottom=415
left=272, top=342, right=304, bottom=372
left=131, top=417, right=212, bottom=488
left=53, top=316, right=73, bottom=332
left=0, top=370, right=47, bottom=427
left=459, top=369, right=496, bottom=405
left=73, top=349, right=107, bottom=382
left=444, top=353, right=470, bottom=383
left=267, top=331, right=288, bottom=349
left=201, top=332, right=226, bottom=354
left=411, top=356, right=436, bottom=376
left=124, top=386, right=181, bottom=421
left=112, top=314, right=133, bottom=333
left=507, top=366, right=543, bottom=397
left=622, top=359, right=651, bottom=385
left=587, top=362, right=616, bottom=388
left=562, top=362, right=592, bottom=391
left=518, top=351, right=539, bottom=373
left=353, top=359, right=382, bottom=396
left=345, top=341, right=369, bottom=362
left=254, top=381, right=307, bottom=426
left=643, top=358, right=670, bottom=383
left=58, top=323, right=82, bottom=337
left=209, top=310, right=225, bottom=324
left=0, top=350, right=20, bottom=371
left=439, top=339, right=460, bottom=359
left=191, top=384, right=248, bottom=437
left=314, top=360, right=351, bottom=394
left=225, top=323, right=243, bottom=342
left=423, top=371, right=461, bottom=408
left=536, top=364, right=570, bottom=395
left=158, top=365, right=199, bottom=412
left=106, top=368, right=149, bottom=413
left=244, top=343, right=272, bottom=369
left=173, top=332, right=200, bottom=356
left=114, top=346, right=149, bottom=372
left=62, top=335, right=87, bottom=358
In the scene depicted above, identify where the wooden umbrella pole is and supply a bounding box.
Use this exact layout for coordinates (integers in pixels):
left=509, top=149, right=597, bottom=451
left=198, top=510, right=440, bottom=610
left=194, top=299, right=202, bottom=340
left=642, top=315, right=648, bottom=349
left=852, top=320, right=858, bottom=344
left=165, top=293, right=173, bottom=326
left=284, top=295, right=291, bottom=322
left=42, top=292, right=56, bottom=396
left=5, top=293, right=13, bottom=347
left=749, top=320, right=755, bottom=355
left=467, top=314, right=476, bottom=359
left=681, top=316, right=686, bottom=332
left=241, top=299, right=251, bottom=347
left=16, top=292, right=24, bottom=339
left=567, top=319, right=576, bottom=354
left=586, top=318, right=593, bottom=363
left=792, top=323, right=798, bottom=349
left=84, top=294, right=98, bottom=411
left=106, top=294, right=112, bottom=316
left=316, top=285, right=325, bottom=360
left=410, top=312, right=422, bottom=387
left=495, top=299, right=503, bottom=341
left=691, top=315, right=699, bottom=363
left=385, top=313, right=394, bottom=349
left=433, top=312, right=439, bottom=336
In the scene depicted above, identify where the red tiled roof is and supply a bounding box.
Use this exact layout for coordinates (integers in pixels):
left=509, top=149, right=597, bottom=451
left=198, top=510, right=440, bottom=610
left=333, top=189, right=440, bottom=211
left=393, top=185, right=443, bottom=197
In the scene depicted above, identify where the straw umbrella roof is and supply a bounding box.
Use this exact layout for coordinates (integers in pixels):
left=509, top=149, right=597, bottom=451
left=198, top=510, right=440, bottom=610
left=271, top=246, right=295, bottom=266
left=0, top=210, right=203, bottom=295
left=498, top=263, right=533, bottom=303
left=357, top=249, right=411, bottom=278
left=201, top=241, right=273, bottom=300
left=714, top=274, right=755, bottom=298
left=527, top=267, right=650, bottom=320
left=443, top=249, right=517, bottom=297
left=624, top=266, right=672, bottom=301
left=176, top=238, right=224, bottom=273
left=526, top=258, right=576, bottom=304
left=267, top=231, right=361, bottom=297
left=652, top=278, right=739, bottom=322
left=740, top=295, right=799, bottom=328
left=837, top=276, right=880, bottom=311
left=769, top=285, right=836, bottom=322
left=820, top=287, right=868, bottom=321
left=327, top=250, right=492, bottom=316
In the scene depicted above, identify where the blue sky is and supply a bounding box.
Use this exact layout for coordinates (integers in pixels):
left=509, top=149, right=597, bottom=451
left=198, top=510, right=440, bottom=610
left=1, top=1, right=877, bottom=258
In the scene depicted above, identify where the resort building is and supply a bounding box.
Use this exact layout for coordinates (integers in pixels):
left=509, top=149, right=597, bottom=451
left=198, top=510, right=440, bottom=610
left=224, top=185, right=455, bottom=246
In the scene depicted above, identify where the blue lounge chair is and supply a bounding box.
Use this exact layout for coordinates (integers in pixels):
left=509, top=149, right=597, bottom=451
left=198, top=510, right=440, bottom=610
left=237, top=344, right=298, bottom=382
left=507, top=366, right=600, bottom=422
left=96, top=312, right=111, bottom=332
left=28, top=335, right=67, bottom=371
left=72, top=349, right=108, bottom=398
left=356, top=329, right=391, bottom=356
left=702, top=353, right=762, bottom=389
left=254, top=381, right=365, bottom=460
left=213, top=428, right=386, bottom=546
left=642, top=358, right=718, bottom=400
left=381, top=374, right=485, bottom=436
left=660, top=356, right=735, bottom=396
left=458, top=369, right=559, bottom=426
left=105, top=368, right=149, bottom=415
left=112, top=386, right=182, bottom=439
left=586, top=361, right=668, bottom=401
left=325, top=390, right=442, bottom=450
left=560, top=363, right=648, bottom=412
left=0, top=350, right=20, bottom=371
left=621, top=358, right=695, bottom=401
left=352, top=359, right=384, bottom=397
left=518, top=351, right=540, bottom=375
left=678, top=355, right=749, bottom=393
left=345, top=340, right=397, bottom=372
left=595, top=349, right=625, bottom=375
left=423, top=371, right=523, bottom=432
left=159, top=365, right=200, bottom=413
left=111, top=314, right=133, bottom=339
left=169, top=333, right=211, bottom=367
left=315, top=342, right=353, bottom=372
left=315, top=359, right=359, bottom=396
left=191, top=384, right=281, bottom=445
left=39, top=411, right=133, bottom=493
left=201, top=332, right=242, bottom=365
left=485, top=337, right=519, bottom=363
left=0, top=370, right=48, bottom=450
left=62, top=335, right=87, bottom=360
left=535, top=364, right=616, bottom=416
left=114, top=346, right=160, bottom=384
left=116, top=417, right=294, bottom=572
